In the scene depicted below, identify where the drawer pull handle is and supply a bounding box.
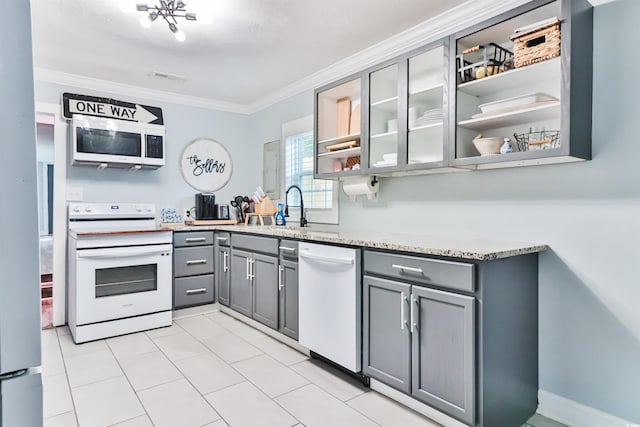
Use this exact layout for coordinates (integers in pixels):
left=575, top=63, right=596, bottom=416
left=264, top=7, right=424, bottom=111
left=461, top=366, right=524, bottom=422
left=392, top=264, right=423, bottom=274
left=185, top=237, right=207, bottom=242
left=185, top=288, right=207, bottom=295
left=279, top=246, right=296, bottom=252
left=186, top=259, right=208, bottom=265
left=216, top=237, right=228, bottom=242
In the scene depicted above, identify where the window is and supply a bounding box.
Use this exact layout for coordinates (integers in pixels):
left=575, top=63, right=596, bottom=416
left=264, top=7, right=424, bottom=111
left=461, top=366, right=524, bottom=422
left=282, top=116, right=339, bottom=224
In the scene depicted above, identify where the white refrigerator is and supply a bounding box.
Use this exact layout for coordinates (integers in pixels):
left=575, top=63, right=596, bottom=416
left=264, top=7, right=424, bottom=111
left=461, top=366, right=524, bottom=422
left=0, top=0, right=44, bottom=425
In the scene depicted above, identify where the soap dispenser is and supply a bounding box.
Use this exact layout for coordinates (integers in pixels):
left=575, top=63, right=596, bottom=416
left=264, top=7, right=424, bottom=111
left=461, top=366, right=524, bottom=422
left=275, top=202, right=286, bottom=226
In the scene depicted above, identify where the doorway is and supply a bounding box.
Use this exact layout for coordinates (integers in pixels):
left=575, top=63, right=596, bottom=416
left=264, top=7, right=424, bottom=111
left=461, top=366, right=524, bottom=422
left=36, top=103, right=67, bottom=329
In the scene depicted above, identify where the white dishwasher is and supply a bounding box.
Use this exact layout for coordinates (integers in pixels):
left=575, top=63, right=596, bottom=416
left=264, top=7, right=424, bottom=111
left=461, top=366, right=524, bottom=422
left=298, top=242, right=362, bottom=373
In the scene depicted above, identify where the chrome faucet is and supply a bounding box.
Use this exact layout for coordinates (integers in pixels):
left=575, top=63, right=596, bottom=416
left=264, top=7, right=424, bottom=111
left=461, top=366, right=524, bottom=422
left=284, top=185, right=308, bottom=227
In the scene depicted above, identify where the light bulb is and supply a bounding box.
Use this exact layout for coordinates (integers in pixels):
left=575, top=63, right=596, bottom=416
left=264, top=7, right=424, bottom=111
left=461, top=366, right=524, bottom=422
left=174, top=28, right=186, bottom=42
left=140, top=14, right=152, bottom=28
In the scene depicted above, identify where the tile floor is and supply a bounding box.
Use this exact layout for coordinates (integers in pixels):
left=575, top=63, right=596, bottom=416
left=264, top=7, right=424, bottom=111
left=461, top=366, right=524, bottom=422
left=42, top=309, right=566, bottom=427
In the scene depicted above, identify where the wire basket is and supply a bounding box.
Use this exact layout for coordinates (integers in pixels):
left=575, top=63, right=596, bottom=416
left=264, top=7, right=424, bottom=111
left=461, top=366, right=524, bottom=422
left=513, top=130, right=560, bottom=151
left=456, top=43, right=514, bottom=83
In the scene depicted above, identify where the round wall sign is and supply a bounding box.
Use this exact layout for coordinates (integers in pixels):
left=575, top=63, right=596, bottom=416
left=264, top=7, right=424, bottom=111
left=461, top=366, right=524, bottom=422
left=180, top=138, right=233, bottom=192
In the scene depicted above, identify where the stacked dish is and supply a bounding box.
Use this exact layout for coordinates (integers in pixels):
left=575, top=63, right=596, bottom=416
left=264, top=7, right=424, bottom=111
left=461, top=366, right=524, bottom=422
left=412, top=109, right=444, bottom=128
left=373, top=152, right=397, bottom=168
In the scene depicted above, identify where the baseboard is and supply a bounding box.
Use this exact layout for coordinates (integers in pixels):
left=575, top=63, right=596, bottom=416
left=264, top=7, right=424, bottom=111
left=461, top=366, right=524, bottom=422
left=370, top=379, right=467, bottom=427
left=538, top=390, right=636, bottom=427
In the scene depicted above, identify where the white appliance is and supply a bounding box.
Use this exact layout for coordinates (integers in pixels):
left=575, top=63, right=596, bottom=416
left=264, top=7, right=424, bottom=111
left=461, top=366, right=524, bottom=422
left=298, top=242, right=362, bottom=372
left=72, top=114, right=165, bottom=169
left=68, top=203, right=173, bottom=343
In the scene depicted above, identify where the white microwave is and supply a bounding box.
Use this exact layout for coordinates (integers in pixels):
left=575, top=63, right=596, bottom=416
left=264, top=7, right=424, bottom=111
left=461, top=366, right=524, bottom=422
left=72, top=114, right=165, bottom=169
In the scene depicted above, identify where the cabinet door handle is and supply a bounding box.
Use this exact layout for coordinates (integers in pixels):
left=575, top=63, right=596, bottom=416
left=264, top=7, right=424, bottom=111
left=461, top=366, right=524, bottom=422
left=278, top=265, right=285, bottom=291
left=185, top=237, right=207, bottom=243
left=279, top=246, right=296, bottom=252
left=400, top=292, right=406, bottom=330
left=216, top=236, right=228, bottom=242
left=246, top=257, right=250, bottom=280
left=410, top=295, right=418, bottom=333
left=250, top=258, right=255, bottom=279
left=392, top=264, right=423, bottom=274
left=186, top=259, right=207, bottom=265
left=185, top=288, right=207, bottom=295
left=223, top=251, right=228, bottom=272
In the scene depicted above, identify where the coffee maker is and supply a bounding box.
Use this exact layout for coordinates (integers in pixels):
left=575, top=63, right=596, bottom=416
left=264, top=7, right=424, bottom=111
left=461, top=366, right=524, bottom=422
left=195, top=193, right=216, bottom=220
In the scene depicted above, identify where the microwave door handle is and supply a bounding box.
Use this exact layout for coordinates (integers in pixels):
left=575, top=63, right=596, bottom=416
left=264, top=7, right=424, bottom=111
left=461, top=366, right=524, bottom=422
left=77, top=248, right=169, bottom=259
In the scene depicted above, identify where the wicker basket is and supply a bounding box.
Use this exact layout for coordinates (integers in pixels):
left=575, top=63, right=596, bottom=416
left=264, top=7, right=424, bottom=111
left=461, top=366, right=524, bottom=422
left=345, top=156, right=360, bottom=170
left=510, top=18, right=561, bottom=68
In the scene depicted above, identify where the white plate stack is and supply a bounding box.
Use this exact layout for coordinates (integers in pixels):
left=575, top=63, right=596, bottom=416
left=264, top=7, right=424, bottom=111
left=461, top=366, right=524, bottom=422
left=411, top=108, right=444, bottom=129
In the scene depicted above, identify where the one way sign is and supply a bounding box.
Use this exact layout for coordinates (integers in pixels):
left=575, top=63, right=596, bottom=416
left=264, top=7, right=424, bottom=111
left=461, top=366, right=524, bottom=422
left=62, top=93, right=164, bottom=125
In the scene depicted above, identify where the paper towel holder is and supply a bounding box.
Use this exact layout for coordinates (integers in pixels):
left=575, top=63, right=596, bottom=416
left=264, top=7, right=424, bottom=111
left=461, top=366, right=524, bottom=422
left=342, top=175, right=379, bottom=202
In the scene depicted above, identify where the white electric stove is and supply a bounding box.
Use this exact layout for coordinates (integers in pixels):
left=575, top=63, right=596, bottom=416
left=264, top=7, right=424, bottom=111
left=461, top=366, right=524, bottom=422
left=68, top=203, right=173, bottom=343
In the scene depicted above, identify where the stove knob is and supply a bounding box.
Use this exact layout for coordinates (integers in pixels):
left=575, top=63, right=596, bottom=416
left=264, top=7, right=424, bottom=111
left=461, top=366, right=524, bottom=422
left=73, top=207, right=81, bottom=213
left=85, top=207, right=93, bottom=213
left=136, top=207, right=143, bottom=213
left=146, top=207, right=153, bottom=213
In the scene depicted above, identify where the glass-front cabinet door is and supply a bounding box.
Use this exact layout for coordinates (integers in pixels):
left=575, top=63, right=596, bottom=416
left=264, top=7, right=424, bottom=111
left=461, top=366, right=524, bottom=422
left=367, top=63, right=400, bottom=170
left=314, top=75, right=363, bottom=178
left=407, top=44, right=447, bottom=167
left=362, top=39, right=448, bottom=174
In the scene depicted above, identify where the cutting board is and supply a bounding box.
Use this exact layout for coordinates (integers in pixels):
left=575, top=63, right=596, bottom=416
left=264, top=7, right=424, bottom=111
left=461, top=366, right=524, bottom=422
left=350, top=104, right=361, bottom=134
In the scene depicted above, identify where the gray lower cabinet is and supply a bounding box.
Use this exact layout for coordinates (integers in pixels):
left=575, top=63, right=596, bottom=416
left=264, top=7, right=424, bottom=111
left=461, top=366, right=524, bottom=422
left=230, top=249, right=253, bottom=317
left=411, top=286, right=475, bottom=425
left=363, top=277, right=411, bottom=394
left=363, top=274, right=475, bottom=424
left=215, top=232, right=231, bottom=307
left=173, top=231, right=215, bottom=309
left=278, top=258, right=298, bottom=340
left=252, top=253, right=279, bottom=329
left=364, top=249, right=538, bottom=427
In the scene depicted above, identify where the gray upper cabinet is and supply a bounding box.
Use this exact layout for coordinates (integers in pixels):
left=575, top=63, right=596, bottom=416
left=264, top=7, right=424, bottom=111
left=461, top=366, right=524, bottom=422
left=314, top=0, right=592, bottom=175
left=230, top=248, right=253, bottom=317
left=252, top=253, right=279, bottom=329
left=363, top=276, right=412, bottom=394
left=450, top=0, right=592, bottom=169
left=411, top=286, right=475, bottom=425
left=363, top=40, right=450, bottom=175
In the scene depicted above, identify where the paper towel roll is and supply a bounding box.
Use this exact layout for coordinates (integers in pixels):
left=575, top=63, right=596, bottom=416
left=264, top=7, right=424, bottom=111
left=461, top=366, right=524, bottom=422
left=342, top=176, right=378, bottom=201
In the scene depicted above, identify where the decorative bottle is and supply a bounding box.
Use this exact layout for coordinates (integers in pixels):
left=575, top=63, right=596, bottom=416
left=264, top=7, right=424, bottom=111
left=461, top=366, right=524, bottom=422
left=500, top=137, right=513, bottom=154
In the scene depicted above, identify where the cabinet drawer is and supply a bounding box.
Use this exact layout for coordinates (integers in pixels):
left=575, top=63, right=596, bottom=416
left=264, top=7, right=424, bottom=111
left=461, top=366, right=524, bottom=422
left=174, top=275, right=214, bottom=308
left=364, top=251, right=475, bottom=293
left=279, top=239, right=298, bottom=260
left=231, top=234, right=278, bottom=255
left=174, top=246, right=214, bottom=277
left=173, top=231, right=214, bottom=247
left=214, top=232, right=231, bottom=247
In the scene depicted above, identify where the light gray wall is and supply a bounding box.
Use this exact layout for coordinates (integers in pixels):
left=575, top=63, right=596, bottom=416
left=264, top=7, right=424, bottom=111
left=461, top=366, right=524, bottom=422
left=35, top=82, right=256, bottom=217
left=250, top=1, right=640, bottom=421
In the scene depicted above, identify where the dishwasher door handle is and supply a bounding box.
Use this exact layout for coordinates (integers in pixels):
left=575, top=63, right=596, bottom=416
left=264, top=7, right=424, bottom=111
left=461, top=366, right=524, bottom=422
left=299, top=251, right=354, bottom=265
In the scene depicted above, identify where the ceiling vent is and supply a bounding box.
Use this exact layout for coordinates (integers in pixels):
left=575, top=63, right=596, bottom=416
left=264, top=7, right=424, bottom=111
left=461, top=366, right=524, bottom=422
left=148, top=71, right=187, bottom=82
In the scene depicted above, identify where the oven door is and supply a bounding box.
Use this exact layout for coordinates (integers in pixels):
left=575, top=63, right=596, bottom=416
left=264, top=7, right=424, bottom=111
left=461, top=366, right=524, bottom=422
left=74, top=243, right=172, bottom=325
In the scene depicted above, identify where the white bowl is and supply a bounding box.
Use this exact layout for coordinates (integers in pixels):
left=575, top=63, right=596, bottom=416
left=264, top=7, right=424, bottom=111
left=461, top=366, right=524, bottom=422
left=382, top=153, right=397, bottom=162
left=472, top=136, right=503, bottom=156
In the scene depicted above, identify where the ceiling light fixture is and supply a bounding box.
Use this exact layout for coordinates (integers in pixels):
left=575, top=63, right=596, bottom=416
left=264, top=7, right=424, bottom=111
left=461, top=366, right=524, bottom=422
left=135, top=1, right=196, bottom=42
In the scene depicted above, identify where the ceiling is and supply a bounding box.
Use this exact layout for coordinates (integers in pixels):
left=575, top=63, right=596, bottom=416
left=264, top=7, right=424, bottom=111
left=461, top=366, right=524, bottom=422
left=31, top=0, right=468, bottom=106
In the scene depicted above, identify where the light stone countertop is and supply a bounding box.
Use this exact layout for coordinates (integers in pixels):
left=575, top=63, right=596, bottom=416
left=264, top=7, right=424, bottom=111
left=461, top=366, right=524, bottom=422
left=163, top=224, right=547, bottom=261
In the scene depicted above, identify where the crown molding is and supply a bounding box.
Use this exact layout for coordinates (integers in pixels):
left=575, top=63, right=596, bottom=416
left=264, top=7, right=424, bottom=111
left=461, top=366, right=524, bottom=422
left=34, top=68, right=252, bottom=114
left=245, top=0, right=532, bottom=113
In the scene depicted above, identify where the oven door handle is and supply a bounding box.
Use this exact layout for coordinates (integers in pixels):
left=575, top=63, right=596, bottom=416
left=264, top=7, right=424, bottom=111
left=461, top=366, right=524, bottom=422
left=77, top=247, right=171, bottom=259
